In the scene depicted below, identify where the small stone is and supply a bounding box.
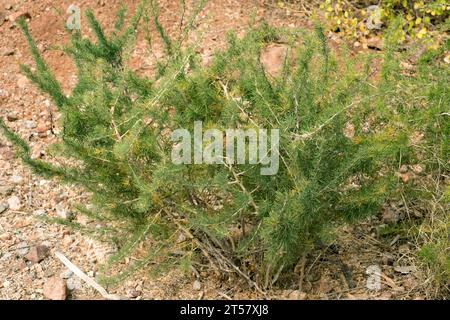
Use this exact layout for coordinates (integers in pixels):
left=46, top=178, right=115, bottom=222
left=44, top=270, right=54, bottom=278
left=30, top=147, right=43, bottom=160
left=56, top=191, right=69, bottom=203
left=0, top=148, right=14, bottom=161
left=381, top=207, right=399, bottom=224
left=62, top=235, right=74, bottom=247
left=129, top=289, right=141, bottom=298
left=7, top=195, right=21, bottom=210
left=0, top=184, right=14, bottom=196
left=16, top=241, right=29, bottom=256
left=16, top=75, right=29, bottom=89
left=367, top=37, right=383, bottom=51
left=381, top=252, right=395, bottom=265
left=0, top=233, right=12, bottom=241
left=0, top=202, right=8, bottom=214
left=25, top=245, right=49, bottom=263
left=36, top=122, right=48, bottom=133
left=66, top=277, right=81, bottom=291
left=5, top=4, right=13, bottom=10
left=177, top=232, right=187, bottom=243
left=397, top=172, right=411, bottom=183
left=55, top=204, right=74, bottom=220
left=6, top=114, right=18, bottom=122
left=60, top=270, right=73, bottom=279
left=10, top=175, right=23, bottom=184
left=33, top=208, right=47, bottom=216
left=287, top=290, right=307, bottom=300
left=38, top=131, right=48, bottom=138
left=2, top=48, right=14, bottom=56
left=343, top=122, right=355, bottom=139
left=193, top=280, right=202, bottom=290
left=23, top=120, right=37, bottom=129
left=43, top=277, right=67, bottom=300
left=410, top=164, right=424, bottom=174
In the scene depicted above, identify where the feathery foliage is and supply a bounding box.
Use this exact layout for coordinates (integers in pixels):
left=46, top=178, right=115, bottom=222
left=1, top=3, right=447, bottom=289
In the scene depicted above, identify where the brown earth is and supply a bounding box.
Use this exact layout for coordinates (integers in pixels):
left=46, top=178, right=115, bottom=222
left=0, top=0, right=431, bottom=300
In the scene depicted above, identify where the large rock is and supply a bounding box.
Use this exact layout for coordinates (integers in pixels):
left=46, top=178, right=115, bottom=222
left=43, top=277, right=67, bottom=300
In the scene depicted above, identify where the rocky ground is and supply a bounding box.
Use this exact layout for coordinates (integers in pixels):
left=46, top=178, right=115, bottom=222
left=0, top=0, right=433, bottom=300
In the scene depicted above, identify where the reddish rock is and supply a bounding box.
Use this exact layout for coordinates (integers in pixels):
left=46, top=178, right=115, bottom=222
left=43, top=277, right=67, bottom=300
left=260, top=44, right=289, bottom=77
left=25, top=245, right=49, bottom=263
left=0, top=233, right=12, bottom=241
left=2, top=48, right=14, bottom=56
left=6, top=114, right=18, bottom=122
left=36, top=122, right=48, bottom=133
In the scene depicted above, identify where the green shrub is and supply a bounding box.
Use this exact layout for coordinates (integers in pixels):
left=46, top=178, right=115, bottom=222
left=1, top=3, right=446, bottom=290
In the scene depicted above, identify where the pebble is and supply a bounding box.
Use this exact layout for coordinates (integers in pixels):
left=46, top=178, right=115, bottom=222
left=16, top=75, right=29, bottom=89
left=16, top=241, right=29, bottom=256
left=10, top=175, right=23, bottom=184
left=55, top=204, right=74, bottom=220
left=33, top=208, right=47, bottom=216
left=193, top=280, right=202, bottom=291
left=381, top=207, right=399, bottom=224
left=0, top=202, right=8, bottom=214
left=0, top=184, right=14, bottom=196
left=60, top=270, right=74, bottom=279
left=36, top=122, right=48, bottom=133
left=43, top=276, right=67, bottom=300
left=25, top=245, right=49, bottom=263
left=0, top=233, right=12, bottom=241
left=287, top=290, right=307, bottom=300
left=2, top=48, right=14, bottom=56
left=129, top=289, right=141, bottom=298
left=8, top=11, right=31, bottom=23
left=66, top=277, right=82, bottom=291
left=6, top=114, right=18, bottom=122
left=7, top=195, right=21, bottom=210
left=23, top=120, right=37, bottom=129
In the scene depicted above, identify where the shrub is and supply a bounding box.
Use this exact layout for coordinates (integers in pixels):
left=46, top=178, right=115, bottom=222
left=2, top=3, right=445, bottom=290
